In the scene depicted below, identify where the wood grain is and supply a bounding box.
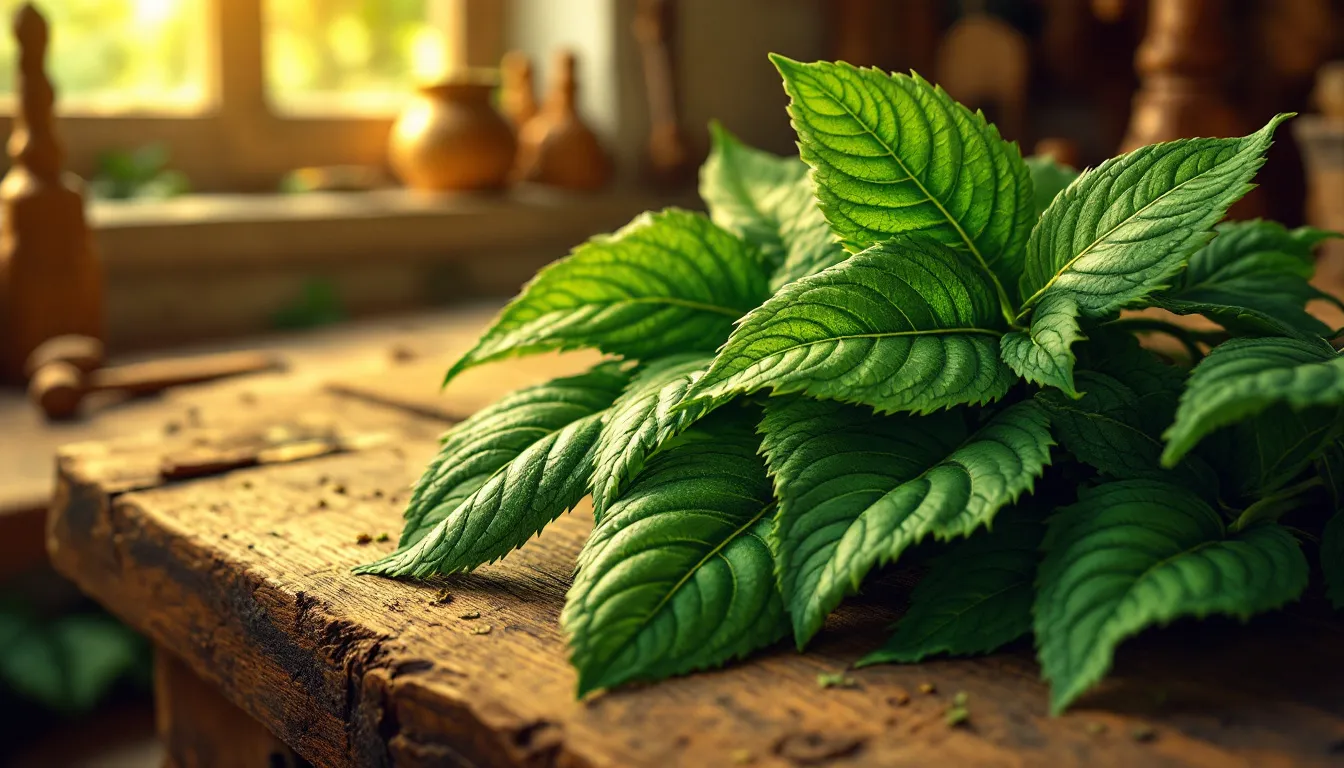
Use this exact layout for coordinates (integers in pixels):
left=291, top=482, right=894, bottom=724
left=46, top=375, right=1344, bottom=767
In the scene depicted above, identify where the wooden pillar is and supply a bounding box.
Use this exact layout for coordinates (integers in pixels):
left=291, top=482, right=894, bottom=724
left=0, top=3, right=103, bottom=385
left=154, top=648, right=307, bottom=768
left=1120, top=0, right=1242, bottom=151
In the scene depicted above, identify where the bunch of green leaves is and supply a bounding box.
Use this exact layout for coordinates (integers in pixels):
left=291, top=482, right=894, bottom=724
left=357, top=56, right=1344, bottom=713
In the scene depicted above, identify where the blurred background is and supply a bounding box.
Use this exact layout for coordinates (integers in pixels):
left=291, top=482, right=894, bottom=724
left=2, top=0, right=1344, bottom=764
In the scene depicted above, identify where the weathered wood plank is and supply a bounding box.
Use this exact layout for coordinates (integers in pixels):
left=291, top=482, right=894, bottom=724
left=47, top=394, right=1344, bottom=767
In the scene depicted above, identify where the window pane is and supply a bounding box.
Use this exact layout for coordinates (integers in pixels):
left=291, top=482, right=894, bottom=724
left=265, top=0, right=448, bottom=112
left=0, top=0, right=209, bottom=111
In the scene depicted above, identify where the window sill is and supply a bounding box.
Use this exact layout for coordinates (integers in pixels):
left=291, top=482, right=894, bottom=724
left=91, top=186, right=691, bottom=350
left=93, top=186, right=686, bottom=271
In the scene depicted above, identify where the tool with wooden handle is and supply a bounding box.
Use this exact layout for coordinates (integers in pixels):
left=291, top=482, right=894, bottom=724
left=26, top=335, right=284, bottom=420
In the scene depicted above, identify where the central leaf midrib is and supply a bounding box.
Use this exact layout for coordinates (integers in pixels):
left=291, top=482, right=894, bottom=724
left=1018, top=141, right=1248, bottom=320
left=817, top=85, right=1015, bottom=322
left=605, top=501, right=773, bottom=667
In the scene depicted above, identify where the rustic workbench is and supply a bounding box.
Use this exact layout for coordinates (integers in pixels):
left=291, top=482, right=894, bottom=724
left=41, top=306, right=1344, bottom=767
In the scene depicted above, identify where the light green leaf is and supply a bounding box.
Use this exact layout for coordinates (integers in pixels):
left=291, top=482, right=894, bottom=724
left=700, top=121, right=807, bottom=271
left=1020, top=116, right=1289, bottom=313
left=1156, top=220, right=1341, bottom=340
left=563, top=415, right=787, bottom=695
left=683, top=236, right=1015, bottom=416
left=399, top=363, right=628, bottom=546
left=1000, top=294, right=1085, bottom=397
left=856, top=507, right=1043, bottom=666
left=442, top=209, right=769, bottom=384
left=769, top=175, right=850, bottom=291
left=1025, top=155, right=1078, bottom=220
left=1162, top=336, right=1344, bottom=466
left=1014, top=117, right=1290, bottom=392
left=591, top=353, right=713, bottom=519
left=772, top=55, right=1032, bottom=315
left=760, top=397, right=1052, bottom=646
left=356, top=385, right=617, bottom=579
left=1324, top=512, right=1344, bottom=610
left=1035, top=479, right=1308, bottom=713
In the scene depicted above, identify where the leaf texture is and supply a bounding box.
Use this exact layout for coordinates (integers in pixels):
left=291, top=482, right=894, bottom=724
left=591, top=353, right=713, bottom=519
left=442, top=209, right=769, bottom=384
left=1035, top=479, right=1308, bottom=713
left=563, top=416, right=787, bottom=695
left=1000, top=294, right=1085, bottom=397
left=772, top=55, right=1033, bottom=313
left=857, top=507, right=1043, bottom=666
left=699, top=121, right=809, bottom=271
left=1156, top=220, right=1341, bottom=340
left=1162, top=336, right=1344, bottom=466
left=1014, top=117, right=1290, bottom=392
left=398, top=363, right=629, bottom=546
left=684, top=236, right=1015, bottom=416
left=760, top=397, right=1052, bottom=646
left=768, top=175, right=850, bottom=291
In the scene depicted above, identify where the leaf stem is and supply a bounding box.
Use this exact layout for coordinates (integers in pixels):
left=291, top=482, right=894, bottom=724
left=1229, top=476, right=1324, bottom=532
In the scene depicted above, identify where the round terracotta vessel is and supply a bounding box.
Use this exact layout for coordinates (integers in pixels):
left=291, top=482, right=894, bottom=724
left=389, top=75, right=517, bottom=192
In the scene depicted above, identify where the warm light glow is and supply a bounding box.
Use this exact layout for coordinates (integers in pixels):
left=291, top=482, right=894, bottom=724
left=409, top=26, right=447, bottom=83
left=132, top=0, right=175, bottom=27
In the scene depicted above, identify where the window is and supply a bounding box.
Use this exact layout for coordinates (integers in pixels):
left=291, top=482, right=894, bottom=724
left=0, top=0, right=210, bottom=112
left=265, top=0, right=449, bottom=113
left=0, top=0, right=498, bottom=190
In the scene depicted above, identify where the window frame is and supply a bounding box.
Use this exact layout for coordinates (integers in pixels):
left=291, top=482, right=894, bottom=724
left=0, top=0, right=506, bottom=191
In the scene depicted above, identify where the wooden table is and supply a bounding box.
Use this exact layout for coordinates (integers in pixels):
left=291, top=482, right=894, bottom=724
left=42, top=307, right=1344, bottom=767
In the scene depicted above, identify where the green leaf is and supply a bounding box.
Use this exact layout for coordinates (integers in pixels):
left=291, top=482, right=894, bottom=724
left=1025, top=155, right=1078, bottom=220
left=591, top=353, right=713, bottom=520
left=1037, top=370, right=1217, bottom=495
left=768, top=175, right=850, bottom=291
left=856, top=507, right=1043, bottom=666
left=442, top=209, right=769, bottom=384
left=1162, top=336, right=1344, bottom=466
left=1324, top=512, right=1344, bottom=610
left=399, top=363, right=628, bottom=546
left=563, top=415, right=787, bottom=695
left=684, top=236, right=1016, bottom=416
left=1035, top=479, right=1309, bottom=713
left=1014, top=117, right=1291, bottom=392
left=356, top=367, right=626, bottom=577
left=1203, top=404, right=1343, bottom=500
left=1155, top=220, right=1342, bottom=340
left=772, top=55, right=1032, bottom=315
left=1000, top=294, right=1085, bottom=397
left=699, top=121, right=807, bottom=271
left=760, top=397, right=1052, bottom=646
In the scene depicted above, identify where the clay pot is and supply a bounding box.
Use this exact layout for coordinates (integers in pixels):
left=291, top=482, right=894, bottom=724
left=388, top=74, right=517, bottom=192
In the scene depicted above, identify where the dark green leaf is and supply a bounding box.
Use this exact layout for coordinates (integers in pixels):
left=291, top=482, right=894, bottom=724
left=563, top=415, right=787, bottom=695
left=1155, top=220, right=1341, bottom=340
left=760, top=397, right=1052, bottom=646
left=1035, top=479, right=1309, bottom=713
left=1014, top=116, right=1291, bottom=393
left=857, top=507, right=1043, bottom=666
left=442, top=209, right=769, bottom=384
left=1025, top=155, right=1078, bottom=220
left=399, top=363, right=628, bottom=546
left=684, top=236, right=1016, bottom=416
left=772, top=55, right=1032, bottom=314
left=591, top=353, right=713, bottom=519
left=1162, top=336, right=1344, bottom=466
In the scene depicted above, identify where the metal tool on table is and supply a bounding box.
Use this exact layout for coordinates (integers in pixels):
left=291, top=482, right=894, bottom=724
left=26, top=335, right=285, bottom=420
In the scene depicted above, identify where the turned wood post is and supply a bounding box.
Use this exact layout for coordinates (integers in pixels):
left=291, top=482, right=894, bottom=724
left=0, top=3, right=103, bottom=384
left=1119, top=0, right=1243, bottom=151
